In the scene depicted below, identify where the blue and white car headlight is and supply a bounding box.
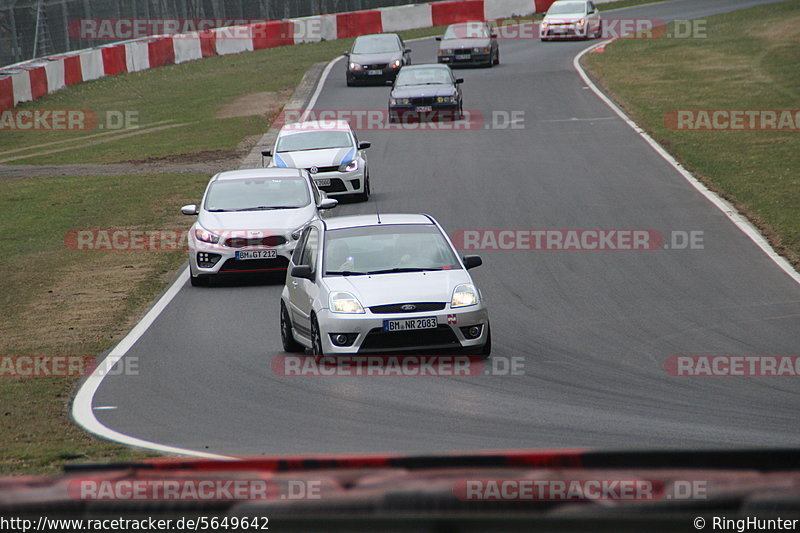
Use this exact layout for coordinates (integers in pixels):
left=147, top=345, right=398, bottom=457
left=329, top=291, right=366, bottom=314
left=338, top=159, right=359, bottom=172
left=451, top=283, right=478, bottom=308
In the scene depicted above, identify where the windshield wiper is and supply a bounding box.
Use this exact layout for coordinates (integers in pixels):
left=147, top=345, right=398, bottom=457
left=232, top=206, right=300, bottom=211
left=206, top=208, right=232, bottom=212
left=399, top=82, right=446, bottom=86
left=366, top=267, right=444, bottom=274
left=325, top=270, right=368, bottom=276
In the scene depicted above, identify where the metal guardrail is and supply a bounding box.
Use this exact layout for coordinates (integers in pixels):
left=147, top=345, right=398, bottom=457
left=0, top=0, right=431, bottom=68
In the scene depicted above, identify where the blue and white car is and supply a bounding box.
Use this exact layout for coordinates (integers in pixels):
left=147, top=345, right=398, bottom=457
left=265, top=120, right=371, bottom=202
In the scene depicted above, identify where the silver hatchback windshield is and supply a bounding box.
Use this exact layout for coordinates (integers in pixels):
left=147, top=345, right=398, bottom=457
left=324, top=224, right=460, bottom=275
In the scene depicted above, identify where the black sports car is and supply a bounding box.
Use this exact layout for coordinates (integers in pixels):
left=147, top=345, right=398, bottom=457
left=344, top=33, right=411, bottom=86
left=388, top=64, right=463, bottom=123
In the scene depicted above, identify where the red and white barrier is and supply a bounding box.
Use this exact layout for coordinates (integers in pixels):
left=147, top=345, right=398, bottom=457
left=0, top=0, right=543, bottom=111
left=380, top=4, right=433, bottom=32
left=43, top=58, right=66, bottom=93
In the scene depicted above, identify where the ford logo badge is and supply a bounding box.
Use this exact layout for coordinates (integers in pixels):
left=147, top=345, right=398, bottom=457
left=401, top=304, right=416, bottom=311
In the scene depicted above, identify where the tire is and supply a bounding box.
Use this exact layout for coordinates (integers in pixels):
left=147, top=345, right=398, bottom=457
left=280, top=301, right=304, bottom=353
left=355, top=173, right=370, bottom=202
left=190, top=274, right=209, bottom=287
left=346, top=78, right=354, bottom=87
left=311, top=314, right=325, bottom=362
left=493, top=48, right=499, bottom=65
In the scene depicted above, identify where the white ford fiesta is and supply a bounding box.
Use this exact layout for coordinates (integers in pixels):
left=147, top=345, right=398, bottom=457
left=181, top=168, right=336, bottom=286
left=280, top=213, right=491, bottom=357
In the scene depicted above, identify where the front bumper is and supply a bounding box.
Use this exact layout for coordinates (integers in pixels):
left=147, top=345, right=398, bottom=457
left=310, top=168, right=366, bottom=197
left=389, top=103, right=460, bottom=122
left=347, top=66, right=400, bottom=83
left=540, top=24, right=590, bottom=39
left=438, top=52, right=491, bottom=66
left=188, top=238, right=295, bottom=278
left=315, top=305, right=489, bottom=355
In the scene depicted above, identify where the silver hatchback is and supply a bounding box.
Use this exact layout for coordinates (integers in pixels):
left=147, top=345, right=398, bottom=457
left=279, top=214, right=491, bottom=357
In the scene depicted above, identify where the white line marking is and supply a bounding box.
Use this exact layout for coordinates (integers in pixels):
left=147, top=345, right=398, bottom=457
left=573, top=41, right=800, bottom=286
left=93, top=406, right=118, bottom=410
left=72, top=267, right=235, bottom=459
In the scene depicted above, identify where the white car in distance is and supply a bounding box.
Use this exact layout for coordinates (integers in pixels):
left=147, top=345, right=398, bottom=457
left=540, top=0, right=602, bottom=40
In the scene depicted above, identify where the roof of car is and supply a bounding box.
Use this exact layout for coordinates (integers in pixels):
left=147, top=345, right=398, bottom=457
left=278, top=120, right=351, bottom=134
left=400, top=63, right=451, bottom=71
left=323, top=214, right=434, bottom=230
left=213, top=168, right=305, bottom=181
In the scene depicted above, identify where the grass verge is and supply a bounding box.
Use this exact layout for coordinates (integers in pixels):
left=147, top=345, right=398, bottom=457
left=582, top=0, right=800, bottom=268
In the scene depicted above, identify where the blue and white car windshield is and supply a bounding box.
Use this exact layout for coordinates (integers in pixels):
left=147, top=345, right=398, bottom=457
left=276, top=131, right=352, bottom=152
left=324, top=224, right=461, bottom=275
left=204, top=177, right=310, bottom=212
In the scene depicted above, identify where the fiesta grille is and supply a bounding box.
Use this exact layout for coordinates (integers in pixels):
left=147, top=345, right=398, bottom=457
left=369, top=302, right=447, bottom=314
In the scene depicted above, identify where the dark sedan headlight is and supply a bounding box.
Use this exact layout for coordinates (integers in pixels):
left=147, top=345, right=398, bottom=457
left=472, top=47, right=490, bottom=53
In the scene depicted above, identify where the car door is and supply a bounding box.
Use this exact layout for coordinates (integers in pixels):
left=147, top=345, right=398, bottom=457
left=288, top=226, right=320, bottom=337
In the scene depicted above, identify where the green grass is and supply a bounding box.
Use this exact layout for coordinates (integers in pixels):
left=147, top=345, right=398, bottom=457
left=0, top=172, right=208, bottom=474
left=583, top=0, right=800, bottom=267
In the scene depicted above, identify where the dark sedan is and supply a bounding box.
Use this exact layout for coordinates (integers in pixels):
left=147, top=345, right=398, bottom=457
left=388, top=64, right=463, bottom=123
left=344, top=33, right=411, bottom=86
left=437, top=21, right=499, bottom=68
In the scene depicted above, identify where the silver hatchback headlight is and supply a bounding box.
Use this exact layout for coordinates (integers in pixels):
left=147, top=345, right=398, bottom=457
left=451, top=283, right=478, bottom=308
left=329, top=291, right=366, bottom=314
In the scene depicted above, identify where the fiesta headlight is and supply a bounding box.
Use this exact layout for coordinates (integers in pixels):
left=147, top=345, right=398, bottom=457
left=451, top=283, right=478, bottom=308
left=194, top=226, right=220, bottom=244
left=338, top=159, right=358, bottom=172
left=349, top=62, right=361, bottom=70
left=329, top=291, right=365, bottom=314
left=390, top=59, right=402, bottom=68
